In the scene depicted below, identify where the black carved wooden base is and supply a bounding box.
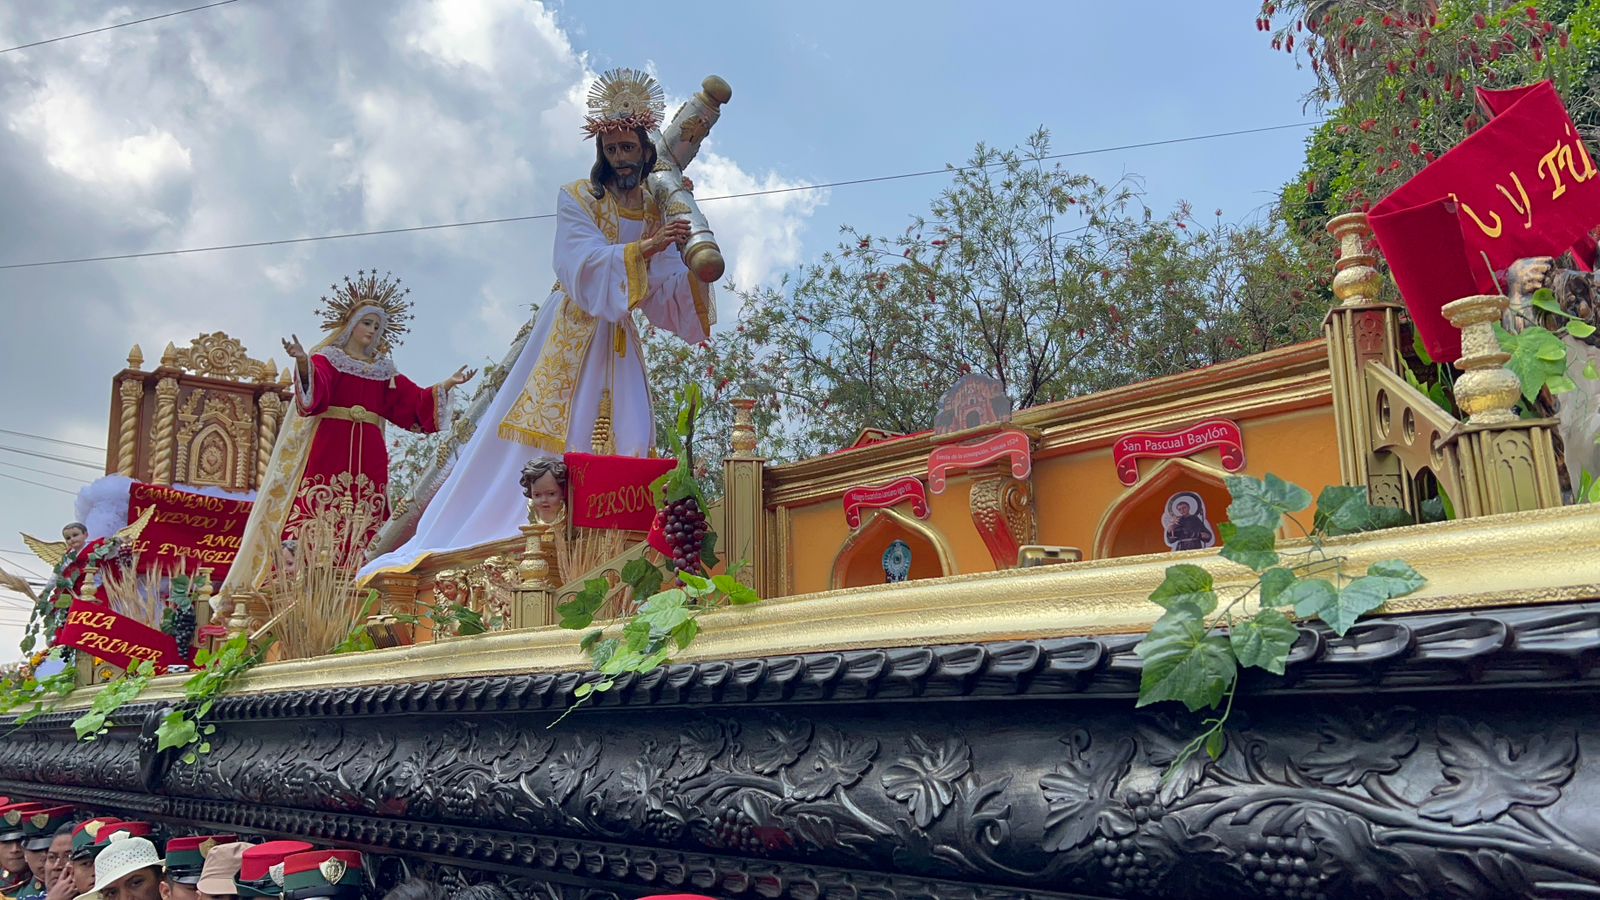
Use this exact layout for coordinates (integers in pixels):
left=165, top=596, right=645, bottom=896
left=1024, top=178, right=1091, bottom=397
left=3, top=602, right=1600, bottom=899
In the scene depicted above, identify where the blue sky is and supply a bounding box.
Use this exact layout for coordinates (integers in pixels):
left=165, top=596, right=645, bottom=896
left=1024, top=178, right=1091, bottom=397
left=580, top=0, right=1322, bottom=240
left=0, top=1, right=1321, bottom=649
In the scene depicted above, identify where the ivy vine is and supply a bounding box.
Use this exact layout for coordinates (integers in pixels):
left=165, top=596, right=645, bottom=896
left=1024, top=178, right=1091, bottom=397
left=554, top=385, right=759, bottom=721
left=0, top=649, right=78, bottom=728
left=1134, top=474, right=1425, bottom=773
left=155, top=632, right=273, bottom=764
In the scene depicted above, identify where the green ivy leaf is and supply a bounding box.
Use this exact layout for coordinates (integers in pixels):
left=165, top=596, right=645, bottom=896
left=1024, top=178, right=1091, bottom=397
left=1225, top=474, right=1311, bottom=531
left=1497, top=323, right=1569, bottom=403
left=1531, top=288, right=1564, bottom=316
left=622, top=617, right=653, bottom=653
left=156, top=712, right=199, bottom=753
left=1549, top=374, right=1577, bottom=395
left=700, top=530, right=720, bottom=569
left=1314, top=485, right=1414, bottom=537
left=1259, top=568, right=1297, bottom=606
left=1135, top=613, right=1237, bottom=712
left=677, top=572, right=713, bottom=597
left=711, top=574, right=761, bottom=606
left=590, top=637, right=620, bottom=670
left=670, top=616, right=701, bottom=650
left=1313, top=560, right=1425, bottom=636
left=620, top=557, right=663, bottom=600
left=574, top=682, right=594, bottom=698
left=579, top=628, right=604, bottom=653
left=556, top=578, right=612, bottom=630
left=1229, top=608, right=1299, bottom=675
left=1411, top=326, right=1434, bottom=365
left=1584, top=360, right=1600, bottom=381
left=637, top=590, right=692, bottom=633
left=1204, top=729, right=1227, bottom=760
left=1283, top=577, right=1339, bottom=622
left=1218, top=523, right=1279, bottom=572
left=1149, top=564, right=1217, bottom=615
left=1569, top=320, right=1597, bottom=339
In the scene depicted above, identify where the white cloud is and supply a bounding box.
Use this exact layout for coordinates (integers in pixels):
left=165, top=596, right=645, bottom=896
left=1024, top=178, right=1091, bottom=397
left=0, top=0, right=825, bottom=558
left=691, top=148, right=827, bottom=315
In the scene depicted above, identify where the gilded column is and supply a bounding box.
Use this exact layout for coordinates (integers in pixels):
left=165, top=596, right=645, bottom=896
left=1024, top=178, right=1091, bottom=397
left=256, top=391, right=283, bottom=486
left=150, top=375, right=180, bottom=486
left=116, top=378, right=144, bottom=477
left=722, top=397, right=767, bottom=592
left=1440, top=294, right=1564, bottom=516
left=1322, top=212, right=1406, bottom=495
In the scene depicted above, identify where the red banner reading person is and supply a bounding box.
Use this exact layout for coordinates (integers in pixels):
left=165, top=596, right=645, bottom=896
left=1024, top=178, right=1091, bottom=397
left=55, top=601, right=186, bottom=672
left=1370, top=81, right=1600, bottom=363
left=565, top=453, right=676, bottom=532
left=127, top=483, right=253, bottom=581
left=1112, top=418, right=1245, bottom=486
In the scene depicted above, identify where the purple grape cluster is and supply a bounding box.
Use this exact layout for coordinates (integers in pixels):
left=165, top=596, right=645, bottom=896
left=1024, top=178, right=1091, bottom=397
left=664, top=497, right=707, bottom=575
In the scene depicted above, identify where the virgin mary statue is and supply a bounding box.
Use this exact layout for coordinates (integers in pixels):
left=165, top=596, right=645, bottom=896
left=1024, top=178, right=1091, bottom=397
left=220, top=272, right=475, bottom=603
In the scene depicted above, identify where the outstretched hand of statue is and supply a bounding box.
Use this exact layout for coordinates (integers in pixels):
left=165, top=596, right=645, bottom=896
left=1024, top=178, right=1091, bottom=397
left=641, top=220, right=692, bottom=258
left=443, top=365, right=477, bottom=390
left=282, top=334, right=309, bottom=364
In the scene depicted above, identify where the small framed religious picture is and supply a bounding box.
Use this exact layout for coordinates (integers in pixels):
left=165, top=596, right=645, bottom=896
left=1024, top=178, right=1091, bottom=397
left=883, top=540, right=913, bottom=583
left=1162, top=491, right=1215, bottom=552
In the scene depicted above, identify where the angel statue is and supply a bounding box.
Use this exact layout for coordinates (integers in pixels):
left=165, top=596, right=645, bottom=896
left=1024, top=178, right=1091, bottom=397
left=12, top=509, right=156, bottom=652
left=219, top=272, right=475, bottom=603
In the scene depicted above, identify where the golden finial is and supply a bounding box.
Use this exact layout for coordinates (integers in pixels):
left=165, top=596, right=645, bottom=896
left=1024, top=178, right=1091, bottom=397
left=127, top=344, right=144, bottom=370
left=1327, top=212, right=1383, bottom=307
left=730, top=397, right=757, bottom=456
left=160, top=342, right=178, bottom=368
left=1442, top=294, right=1523, bottom=426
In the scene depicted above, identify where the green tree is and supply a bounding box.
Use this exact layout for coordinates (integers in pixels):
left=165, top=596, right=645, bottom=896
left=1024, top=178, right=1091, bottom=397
left=1261, top=0, right=1598, bottom=251
left=647, top=130, right=1323, bottom=462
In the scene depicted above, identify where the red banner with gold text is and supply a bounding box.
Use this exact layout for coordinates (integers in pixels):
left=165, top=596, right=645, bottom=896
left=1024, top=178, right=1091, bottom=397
left=565, top=453, right=676, bottom=532
left=1370, top=81, right=1600, bottom=362
left=127, top=483, right=252, bottom=580
left=55, top=601, right=186, bottom=672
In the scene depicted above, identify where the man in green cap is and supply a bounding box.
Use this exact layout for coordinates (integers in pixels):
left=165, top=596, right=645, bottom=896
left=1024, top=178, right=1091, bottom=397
left=0, top=803, right=45, bottom=896
left=68, top=819, right=121, bottom=897
left=162, top=837, right=237, bottom=900
left=16, top=806, right=73, bottom=900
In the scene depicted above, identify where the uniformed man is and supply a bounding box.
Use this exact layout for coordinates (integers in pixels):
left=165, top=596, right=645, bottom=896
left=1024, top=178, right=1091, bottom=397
left=162, top=837, right=238, bottom=900
left=233, top=844, right=310, bottom=900
left=68, top=818, right=122, bottom=897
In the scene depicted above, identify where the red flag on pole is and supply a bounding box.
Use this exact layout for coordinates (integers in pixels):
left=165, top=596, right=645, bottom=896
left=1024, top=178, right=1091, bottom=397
left=1369, top=81, right=1600, bottom=362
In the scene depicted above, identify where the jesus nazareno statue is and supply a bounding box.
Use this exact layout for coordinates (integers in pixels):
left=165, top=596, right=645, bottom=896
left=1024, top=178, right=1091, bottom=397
left=363, top=69, right=716, bottom=583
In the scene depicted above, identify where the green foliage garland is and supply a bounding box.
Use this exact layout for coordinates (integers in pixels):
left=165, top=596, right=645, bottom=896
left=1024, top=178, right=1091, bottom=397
left=555, top=385, right=758, bottom=721
left=1134, top=474, right=1425, bottom=774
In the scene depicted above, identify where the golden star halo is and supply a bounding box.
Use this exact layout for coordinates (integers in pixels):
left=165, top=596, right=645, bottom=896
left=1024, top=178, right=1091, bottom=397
left=316, top=269, right=413, bottom=354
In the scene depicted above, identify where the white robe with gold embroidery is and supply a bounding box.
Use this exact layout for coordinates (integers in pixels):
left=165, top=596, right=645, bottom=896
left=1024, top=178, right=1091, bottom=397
left=359, top=181, right=712, bottom=580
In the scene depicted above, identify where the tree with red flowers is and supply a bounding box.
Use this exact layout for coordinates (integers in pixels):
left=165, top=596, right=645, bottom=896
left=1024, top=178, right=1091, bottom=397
left=1261, top=0, right=1597, bottom=255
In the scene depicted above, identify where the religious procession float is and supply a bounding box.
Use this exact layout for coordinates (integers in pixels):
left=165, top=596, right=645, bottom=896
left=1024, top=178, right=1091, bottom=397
left=4, top=52, right=1600, bottom=900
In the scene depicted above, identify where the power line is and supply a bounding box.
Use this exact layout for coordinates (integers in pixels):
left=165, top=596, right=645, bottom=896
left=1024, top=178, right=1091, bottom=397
left=0, top=471, right=79, bottom=497
left=0, top=551, right=50, bottom=581
left=0, top=445, right=103, bottom=471
left=0, top=428, right=105, bottom=453
left=0, top=459, right=87, bottom=486
left=0, top=0, right=242, bottom=55
left=0, top=121, right=1324, bottom=271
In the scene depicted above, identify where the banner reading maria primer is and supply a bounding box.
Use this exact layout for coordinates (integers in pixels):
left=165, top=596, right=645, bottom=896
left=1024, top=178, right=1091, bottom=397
left=126, top=482, right=253, bottom=581
left=55, top=601, right=187, bottom=671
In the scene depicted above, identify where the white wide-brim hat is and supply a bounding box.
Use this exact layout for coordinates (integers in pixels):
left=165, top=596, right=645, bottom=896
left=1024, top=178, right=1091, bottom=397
left=73, top=835, right=164, bottom=900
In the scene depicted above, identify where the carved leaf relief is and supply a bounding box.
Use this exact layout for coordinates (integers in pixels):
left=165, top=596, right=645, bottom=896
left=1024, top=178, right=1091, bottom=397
left=880, top=735, right=972, bottom=828
left=1419, top=717, right=1578, bottom=825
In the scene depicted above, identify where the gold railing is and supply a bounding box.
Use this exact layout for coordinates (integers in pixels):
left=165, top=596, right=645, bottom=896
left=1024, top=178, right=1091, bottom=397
left=1323, top=213, right=1564, bottom=519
